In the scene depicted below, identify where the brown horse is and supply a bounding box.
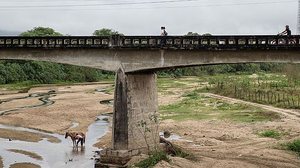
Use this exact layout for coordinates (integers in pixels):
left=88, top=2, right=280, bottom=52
left=65, top=131, right=86, bottom=147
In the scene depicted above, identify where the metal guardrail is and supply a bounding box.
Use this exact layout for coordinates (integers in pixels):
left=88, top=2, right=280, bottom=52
left=0, top=35, right=299, bottom=50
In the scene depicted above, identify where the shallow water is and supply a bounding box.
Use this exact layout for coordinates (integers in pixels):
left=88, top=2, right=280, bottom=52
left=0, top=117, right=108, bottom=168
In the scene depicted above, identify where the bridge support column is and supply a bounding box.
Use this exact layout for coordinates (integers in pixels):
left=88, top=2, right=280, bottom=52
left=97, top=68, right=160, bottom=167
left=112, top=68, right=159, bottom=152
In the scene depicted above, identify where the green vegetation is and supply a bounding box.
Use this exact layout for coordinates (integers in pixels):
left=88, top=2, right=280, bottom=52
left=160, top=89, right=280, bottom=122
left=172, top=146, right=196, bottom=160
left=20, top=27, right=62, bottom=36
left=135, top=151, right=170, bottom=168
left=93, top=28, right=122, bottom=36
left=158, top=63, right=283, bottom=78
left=202, top=72, right=300, bottom=109
left=259, top=130, right=282, bottom=139
left=285, top=139, right=300, bottom=156
left=0, top=60, right=113, bottom=85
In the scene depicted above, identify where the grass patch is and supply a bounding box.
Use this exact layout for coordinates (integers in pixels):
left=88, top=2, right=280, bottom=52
left=8, top=149, right=43, bottom=160
left=172, top=146, right=196, bottom=161
left=0, top=81, right=38, bottom=92
left=285, top=139, right=300, bottom=156
left=135, top=151, right=170, bottom=168
left=157, top=78, right=188, bottom=92
left=259, top=130, right=282, bottom=139
left=104, top=85, right=115, bottom=95
left=160, top=90, right=280, bottom=122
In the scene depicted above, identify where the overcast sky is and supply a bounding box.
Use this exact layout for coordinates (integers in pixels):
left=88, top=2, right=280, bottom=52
left=0, top=0, right=297, bottom=35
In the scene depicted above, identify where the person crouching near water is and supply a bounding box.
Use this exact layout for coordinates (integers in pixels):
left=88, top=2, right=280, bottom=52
left=75, top=133, right=85, bottom=147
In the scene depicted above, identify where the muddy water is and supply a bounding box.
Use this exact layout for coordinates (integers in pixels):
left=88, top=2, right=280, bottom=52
left=0, top=116, right=108, bottom=168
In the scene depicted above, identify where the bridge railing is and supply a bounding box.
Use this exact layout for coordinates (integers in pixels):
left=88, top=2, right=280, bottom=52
left=0, top=35, right=299, bottom=50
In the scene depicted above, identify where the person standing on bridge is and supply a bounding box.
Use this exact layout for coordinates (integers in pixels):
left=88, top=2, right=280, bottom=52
left=279, top=25, right=291, bottom=36
left=161, top=26, right=168, bottom=47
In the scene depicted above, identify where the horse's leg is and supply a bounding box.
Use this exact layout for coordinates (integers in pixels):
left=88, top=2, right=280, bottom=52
left=72, top=138, right=76, bottom=147
left=76, top=139, right=81, bottom=147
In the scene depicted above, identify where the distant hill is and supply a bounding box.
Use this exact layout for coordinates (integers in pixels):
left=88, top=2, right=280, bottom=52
left=0, top=30, right=20, bottom=36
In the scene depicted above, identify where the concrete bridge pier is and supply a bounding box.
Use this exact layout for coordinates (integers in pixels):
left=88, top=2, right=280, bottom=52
left=98, top=68, right=160, bottom=167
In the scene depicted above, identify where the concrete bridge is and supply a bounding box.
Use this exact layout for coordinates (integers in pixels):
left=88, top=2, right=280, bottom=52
left=1, top=35, right=300, bottom=164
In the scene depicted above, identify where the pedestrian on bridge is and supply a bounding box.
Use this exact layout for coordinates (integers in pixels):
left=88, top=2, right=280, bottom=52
left=279, top=25, right=291, bottom=36
left=161, top=26, right=168, bottom=47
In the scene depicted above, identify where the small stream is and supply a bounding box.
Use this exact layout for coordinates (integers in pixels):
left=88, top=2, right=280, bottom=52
left=0, top=116, right=109, bottom=168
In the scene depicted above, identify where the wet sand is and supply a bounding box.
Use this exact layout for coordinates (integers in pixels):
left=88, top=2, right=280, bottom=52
left=0, top=127, right=60, bottom=143
left=9, top=163, right=40, bottom=168
left=7, top=149, right=43, bottom=161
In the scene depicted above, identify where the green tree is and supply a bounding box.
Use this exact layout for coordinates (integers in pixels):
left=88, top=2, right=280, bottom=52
left=202, top=33, right=212, bottom=36
left=186, top=32, right=200, bottom=36
left=20, top=27, right=62, bottom=36
left=93, top=28, right=122, bottom=36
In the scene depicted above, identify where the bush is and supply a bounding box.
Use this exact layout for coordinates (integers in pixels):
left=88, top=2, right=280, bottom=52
left=259, top=130, right=281, bottom=139
left=286, top=139, right=300, bottom=156
left=135, top=151, right=170, bottom=168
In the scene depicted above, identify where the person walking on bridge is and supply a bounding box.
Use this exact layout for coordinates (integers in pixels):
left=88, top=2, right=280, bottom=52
left=160, top=26, right=168, bottom=47
left=279, top=25, right=291, bottom=36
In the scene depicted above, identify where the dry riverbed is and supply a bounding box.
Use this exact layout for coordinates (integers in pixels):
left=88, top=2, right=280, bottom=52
left=1, top=77, right=300, bottom=168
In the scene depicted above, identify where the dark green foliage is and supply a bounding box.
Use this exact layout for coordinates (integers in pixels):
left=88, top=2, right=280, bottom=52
left=158, top=63, right=284, bottom=77
left=186, top=32, right=200, bottom=36
left=135, top=151, right=170, bottom=168
left=93, top=28, right=122, bottom=36
left=259, top=130, right=282, bottom=139
left=286, top=139, right=300, bottom=156
left=0, top=60, right=113, bottom=85
left=20, top=27, right=62, bottom=36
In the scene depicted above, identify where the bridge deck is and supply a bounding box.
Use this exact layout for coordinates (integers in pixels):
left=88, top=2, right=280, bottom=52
left=0, top=35, right=299, bottom=50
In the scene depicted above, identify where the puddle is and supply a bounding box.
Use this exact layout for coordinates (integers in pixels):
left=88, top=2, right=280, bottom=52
left=0, top=117, right=109, bottom=168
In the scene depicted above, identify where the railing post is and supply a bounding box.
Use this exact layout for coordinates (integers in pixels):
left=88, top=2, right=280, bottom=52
left=110, top=34, right=121, bottom=48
